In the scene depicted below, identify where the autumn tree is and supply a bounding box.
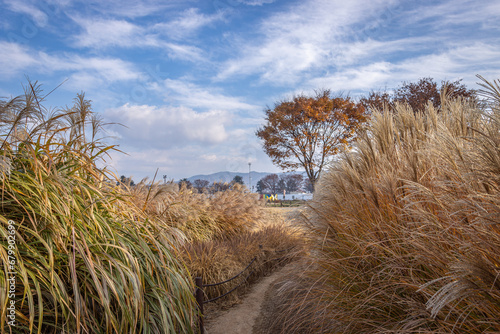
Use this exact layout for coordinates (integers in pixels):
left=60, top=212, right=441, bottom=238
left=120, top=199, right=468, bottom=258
left=178, top=178, right=192, bottom=189
left=394, top=77, right=441, bottom=111
left=117, top=175, right=135, bottom=187
left=280, top=173, right=303, bottom=192
left=258, top=174, right=280, bottom=194
left=361, top=78, right=476, bottom=113
left=210, top=181, right=231, bottom=193
left=256, top=179, right=265, bottom=194
left=232, top=175, right=244, bottom=185
left=193, top=179, right=209, bottom=193
left=256, top=90, right=367, bottom=190
left=360, top=90, right=392, bottom=113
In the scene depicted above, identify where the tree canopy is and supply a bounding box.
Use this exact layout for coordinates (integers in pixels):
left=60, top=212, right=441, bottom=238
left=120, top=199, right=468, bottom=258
left=256, top=173, right=304, bottom=194
left=361, top=77, right=476, bottom=113
left=178, top=178, right=192, bottom=189
left=232, top=175, right=244, bottom=185
left=117, top=175, right=135, bottom=187
left=258, top=174, right=280, bottom=194
left=281, top=173, right=303, bottom=192
left=256, top=89, right=367, bottom=190
left=193, top=179, right=209, bottom=193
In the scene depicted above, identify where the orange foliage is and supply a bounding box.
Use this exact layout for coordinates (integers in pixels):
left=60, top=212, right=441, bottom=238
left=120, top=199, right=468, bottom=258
left=256, top=89, right=367, bottom=189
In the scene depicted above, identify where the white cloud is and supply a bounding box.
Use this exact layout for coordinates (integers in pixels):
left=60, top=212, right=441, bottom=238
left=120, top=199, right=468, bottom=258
left=79, top=57, right=141, bottom=81
left=308, top=62, right=394, bottom=92
left=71, top=16, right=205, bottom=61
left=161, top=79, right=259, bottom=111
left=106, top=104, right=230, bottom=147
left=162, top=43, right=205, bottom=62
left=104, top=98, right=268, bottom=179
left=0, top=42, right=38, bottom=77
left=394, top=43, right=500, bottom=86
left=152, top=8, right=225, bottom=40
left=331, top=37, right=432, bottom=67
left=0, top=41, right=142, bottom=91
left=201, top=154, right=218, bottom=161
left=4, top=0, right=49, bottom=27
left=238, top=0, right=276, bottom=5
left=216, top=0, right=499, bottom=88
left=308, top=43, right=500, bottom=93
left=65, top=0, right=184, bottom=18
left=404, top=0, right=500, bottom=28
left=217, top=0, right=397, bottom=83
left=73, top=18, right=142, bottom=48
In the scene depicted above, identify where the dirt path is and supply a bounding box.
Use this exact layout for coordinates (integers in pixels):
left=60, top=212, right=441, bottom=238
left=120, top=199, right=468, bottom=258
left=204, top=262, right=293, bottom=334
left=205, top=207, right=304, bottom=334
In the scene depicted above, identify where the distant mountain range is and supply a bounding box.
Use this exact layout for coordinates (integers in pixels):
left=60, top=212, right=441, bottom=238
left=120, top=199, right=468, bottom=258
left=185, top=171, right=273, bottom=185
left=183, top=170, right=307, bottom=186
left=181, top=170, right=311, bottom=194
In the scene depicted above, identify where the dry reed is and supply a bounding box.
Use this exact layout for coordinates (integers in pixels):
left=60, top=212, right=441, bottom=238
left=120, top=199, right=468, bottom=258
left=0, top=83, right=196, bottom=333
left=0, top=81, right=305, bottom=333
left=272, top=78, right=500, bottom=333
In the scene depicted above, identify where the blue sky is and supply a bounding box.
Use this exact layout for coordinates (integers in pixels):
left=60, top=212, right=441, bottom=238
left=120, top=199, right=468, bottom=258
left=1, top=0, right=500, bottom=182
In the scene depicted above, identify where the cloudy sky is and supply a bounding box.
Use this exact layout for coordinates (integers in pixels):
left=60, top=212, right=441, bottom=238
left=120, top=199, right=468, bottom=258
left=1, top=0, right=499, bottom=181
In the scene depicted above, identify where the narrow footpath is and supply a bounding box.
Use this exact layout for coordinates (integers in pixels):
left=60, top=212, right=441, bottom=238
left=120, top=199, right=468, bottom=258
left=205, top=207, right=303, bottom=334
left=204, top=261, right=295, bottom=334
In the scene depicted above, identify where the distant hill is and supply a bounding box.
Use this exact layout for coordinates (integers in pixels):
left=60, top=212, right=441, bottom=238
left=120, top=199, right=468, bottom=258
left=183, top=170, right=309, bottom=188
left=185, top=171, right=273, bottom=185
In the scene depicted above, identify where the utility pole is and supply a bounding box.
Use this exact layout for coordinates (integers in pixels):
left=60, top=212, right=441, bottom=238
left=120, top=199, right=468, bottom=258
left=248, top=162, right=252, bottom=192
left=163, top=175, right=167, bottom=184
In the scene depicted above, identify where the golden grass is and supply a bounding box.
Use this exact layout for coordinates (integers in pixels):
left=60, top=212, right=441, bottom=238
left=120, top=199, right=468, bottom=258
left=0, top=81, right=305, bottom=333
left=0, top=84, right=194, bottom=333
left=182, top=223, right=304, bottom=306
left=272, top=79, right=500, bottom=333
left=123, top=181, right=265, bottom=242
left=123, top=181, right=307, bottom=308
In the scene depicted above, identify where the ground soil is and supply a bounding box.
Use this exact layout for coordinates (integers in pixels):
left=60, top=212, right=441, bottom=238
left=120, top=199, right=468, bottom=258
left=204, top=262, right=296, bottom=334
left=204, top=207, right=304, bottom=334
